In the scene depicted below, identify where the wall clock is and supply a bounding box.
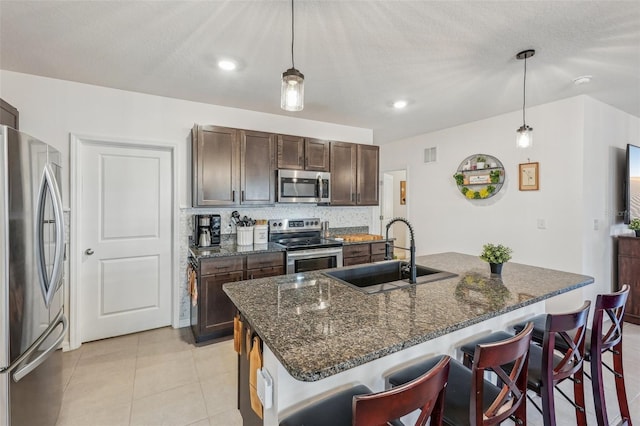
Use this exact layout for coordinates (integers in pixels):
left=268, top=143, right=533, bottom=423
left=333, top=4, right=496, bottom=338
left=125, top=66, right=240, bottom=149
left=519, top=162, right=539, bottom=191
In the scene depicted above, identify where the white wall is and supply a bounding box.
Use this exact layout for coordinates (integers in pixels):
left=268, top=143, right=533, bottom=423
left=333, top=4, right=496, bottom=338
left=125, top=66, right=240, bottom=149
left=0, top=70, right=373, bottom=208
left=380, top=95, right=640, bottom=303
left=581, top=96, right=640, bottom=302
left=0, top=70, right=375, bottom=328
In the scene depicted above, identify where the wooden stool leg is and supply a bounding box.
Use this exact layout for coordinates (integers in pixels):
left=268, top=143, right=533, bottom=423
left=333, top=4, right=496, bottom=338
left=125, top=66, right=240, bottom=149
left=541, top=382, right=557, bottom=426
left=613, top=341, right=632, bottom=425
left=590, top=345, right=608, bottom=426
left=573, top=367, right=587, bottom=426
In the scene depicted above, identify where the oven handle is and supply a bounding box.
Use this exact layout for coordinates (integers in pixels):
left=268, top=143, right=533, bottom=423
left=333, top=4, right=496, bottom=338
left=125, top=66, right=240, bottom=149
left=286, top=247, right=344, bottom=274
left=286, top=247, right=343, bottom=260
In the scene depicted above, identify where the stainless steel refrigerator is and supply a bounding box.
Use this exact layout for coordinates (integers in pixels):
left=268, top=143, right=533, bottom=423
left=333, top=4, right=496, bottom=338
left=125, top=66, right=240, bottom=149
left=0, top=125, right=67, bottom=426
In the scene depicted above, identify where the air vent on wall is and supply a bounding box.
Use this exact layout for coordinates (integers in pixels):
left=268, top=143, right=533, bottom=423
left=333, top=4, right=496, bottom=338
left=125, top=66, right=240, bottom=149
left=424, top=147, right=437, bottom=163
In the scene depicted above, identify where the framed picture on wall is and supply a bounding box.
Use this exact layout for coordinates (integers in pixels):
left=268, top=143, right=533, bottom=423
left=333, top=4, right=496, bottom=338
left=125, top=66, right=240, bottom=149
left=400, top=180, right=406, bottom=204
left=519, top=162, right=539, bottom=191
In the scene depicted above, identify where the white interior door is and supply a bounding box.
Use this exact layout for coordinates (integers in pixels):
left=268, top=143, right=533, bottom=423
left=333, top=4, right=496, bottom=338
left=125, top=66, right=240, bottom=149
left=381, top=170, right=408, bottom=259
left=79, top=142, right=172, bottom=342
left=381, top=173, right=394, bottom=234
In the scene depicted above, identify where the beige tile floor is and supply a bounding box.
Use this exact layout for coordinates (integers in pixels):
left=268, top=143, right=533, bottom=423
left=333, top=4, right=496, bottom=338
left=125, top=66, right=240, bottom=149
left=56, top=323, right=640, bottom=426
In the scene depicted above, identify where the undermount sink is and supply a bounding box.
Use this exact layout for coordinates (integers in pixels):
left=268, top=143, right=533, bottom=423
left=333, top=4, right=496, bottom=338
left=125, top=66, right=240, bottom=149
left=323, top=260, right=457, bottom=294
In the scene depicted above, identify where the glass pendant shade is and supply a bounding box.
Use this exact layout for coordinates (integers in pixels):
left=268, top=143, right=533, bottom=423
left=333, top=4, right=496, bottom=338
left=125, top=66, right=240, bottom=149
left=281, top=68, right=304, bottom=111
left=515, top=49, right=535, bottom=149
left=516, top=124, right=533, bottom=148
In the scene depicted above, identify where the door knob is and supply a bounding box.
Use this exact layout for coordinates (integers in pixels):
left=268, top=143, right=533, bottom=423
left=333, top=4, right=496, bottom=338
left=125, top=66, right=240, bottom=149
left=85, top=248, right=94, bottom=255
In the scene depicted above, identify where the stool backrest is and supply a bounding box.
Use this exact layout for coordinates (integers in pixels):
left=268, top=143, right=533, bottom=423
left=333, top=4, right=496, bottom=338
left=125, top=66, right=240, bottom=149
left=543, top=301, right=591, bottom=383
left=591, top=285, right=629, bottom=354
left=353, top=355, right=450, bottom=426
left=471, top=322, right=533, bottom=425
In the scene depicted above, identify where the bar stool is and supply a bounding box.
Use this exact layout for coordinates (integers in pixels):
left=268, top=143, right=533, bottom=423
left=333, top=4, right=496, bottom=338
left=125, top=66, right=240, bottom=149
left=512, top=285, right=631, bottom=426
left=460, top=301, right=591, bottom=426
left=388, top=323, right=533, bottom=426
left=279, top=355, right=451, bottom=426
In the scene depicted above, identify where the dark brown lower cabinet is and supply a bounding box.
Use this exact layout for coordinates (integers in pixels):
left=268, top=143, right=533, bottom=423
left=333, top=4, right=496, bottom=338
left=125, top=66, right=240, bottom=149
left=191, top=252, right=285, bottom=343
left=343, top=241, right=393, bottom=265
left=618, top=236, right=640, bottom=324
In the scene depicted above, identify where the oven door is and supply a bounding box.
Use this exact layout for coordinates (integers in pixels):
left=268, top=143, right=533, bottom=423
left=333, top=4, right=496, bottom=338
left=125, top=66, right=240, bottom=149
left=286, top=247, right=343, bottom=274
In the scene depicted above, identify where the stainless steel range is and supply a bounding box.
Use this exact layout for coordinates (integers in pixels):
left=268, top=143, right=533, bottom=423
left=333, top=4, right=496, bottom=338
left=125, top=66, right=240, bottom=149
left=269, top=218, right=343, bottom=274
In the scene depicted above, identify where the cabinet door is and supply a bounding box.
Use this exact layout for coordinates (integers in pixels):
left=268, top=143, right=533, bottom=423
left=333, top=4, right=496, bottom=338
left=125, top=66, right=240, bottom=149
left=192, top=125, right=239, bottom=206
left=247, top=266, right=284, bottom=280
left=357, top=144, right=380, bottom=205
left=305, top=139, right=330, bottom=171
left=277, top=134, right=304, bottom=170
left=330, top=142, right=357, bottom=205
left=246, top=252, right=285, bottom=270
left=619, top=254, right=640, bottom=324
left=241, top=130, right=275, bottom=205
left=200, top=271, right=244, bottom=335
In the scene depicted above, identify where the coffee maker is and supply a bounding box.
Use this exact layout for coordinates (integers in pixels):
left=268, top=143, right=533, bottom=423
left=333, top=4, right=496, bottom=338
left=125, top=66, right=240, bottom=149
left=194, top=214, right=221, bottom=247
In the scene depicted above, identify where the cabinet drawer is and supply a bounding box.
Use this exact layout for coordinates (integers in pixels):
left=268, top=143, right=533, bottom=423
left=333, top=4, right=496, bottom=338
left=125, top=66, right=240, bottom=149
left=344, top=255, right=370, bottom=266
left=371, top=254, right=387, bottom=263
left=371, top=242, right=389, bottom=255
left=246, top=252, right=284, bottom=269
left=343, top=244, right=370, bottom=258
left=201, top=256, right=244, bottom=275
left=619, top=236, right=640, bottom=257
left=247, top=266, right=284, bottom=280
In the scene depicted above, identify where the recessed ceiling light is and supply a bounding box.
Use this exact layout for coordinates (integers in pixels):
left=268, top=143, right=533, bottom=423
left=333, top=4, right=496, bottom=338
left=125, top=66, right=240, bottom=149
left=393, top=100, right=408, bottom=109
left=573, top=75, right=592, bottom=85
left=218, top=59, right=237, bottom=71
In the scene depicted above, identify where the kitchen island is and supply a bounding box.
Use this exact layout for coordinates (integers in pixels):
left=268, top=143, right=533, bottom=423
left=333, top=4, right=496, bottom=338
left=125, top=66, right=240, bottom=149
left=223, top=252, right=594, bottom=425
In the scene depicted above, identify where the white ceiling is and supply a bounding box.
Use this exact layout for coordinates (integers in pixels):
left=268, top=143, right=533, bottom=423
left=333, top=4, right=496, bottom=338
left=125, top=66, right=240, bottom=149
left=1, top=1, right=639, bottom=144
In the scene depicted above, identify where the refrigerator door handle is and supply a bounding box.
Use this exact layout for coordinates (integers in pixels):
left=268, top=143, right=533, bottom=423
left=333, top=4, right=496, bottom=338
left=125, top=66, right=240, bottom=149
left=35, top=163, right=66, bottom=307
left=9, top=309, right=68, bottom=382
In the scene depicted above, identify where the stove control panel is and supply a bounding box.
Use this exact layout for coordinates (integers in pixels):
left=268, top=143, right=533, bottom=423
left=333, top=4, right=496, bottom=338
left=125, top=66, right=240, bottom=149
left=269, top=218, right=321, bottom=232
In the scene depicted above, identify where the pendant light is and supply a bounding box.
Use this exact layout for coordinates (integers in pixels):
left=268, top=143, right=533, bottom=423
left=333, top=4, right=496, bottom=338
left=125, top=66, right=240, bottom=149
left=516, top=49, right=535, bottom=148
left=281, top=0, right=304, bottom=111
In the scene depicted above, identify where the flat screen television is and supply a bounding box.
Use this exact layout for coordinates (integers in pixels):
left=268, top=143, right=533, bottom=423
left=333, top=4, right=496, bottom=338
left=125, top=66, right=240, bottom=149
left=625, top=143, right=640, bottom=224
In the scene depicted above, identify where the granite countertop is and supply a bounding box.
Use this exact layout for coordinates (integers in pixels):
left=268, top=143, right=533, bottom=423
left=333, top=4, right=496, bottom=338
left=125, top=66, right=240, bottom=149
left=189, top=242, right=285, bottom=259
left=223, top=252, right=593, bottom=382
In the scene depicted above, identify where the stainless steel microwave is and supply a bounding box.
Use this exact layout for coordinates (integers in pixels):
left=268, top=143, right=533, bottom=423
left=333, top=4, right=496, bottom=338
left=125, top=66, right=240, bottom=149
left=277, top=169, right=331, bottom=203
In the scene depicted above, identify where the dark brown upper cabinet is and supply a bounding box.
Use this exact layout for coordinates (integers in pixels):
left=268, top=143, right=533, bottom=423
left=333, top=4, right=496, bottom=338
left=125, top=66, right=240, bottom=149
left=330, top=142, right=379, bottom=206
left=277, top=135, right=329, bottom=172
left=192, top=125, right=275, bottom=207
left=356, top=144, right=380, bottom=205
left=1, top=98, right=19, bottom=129
left=240, top=130, right=276, bottom=205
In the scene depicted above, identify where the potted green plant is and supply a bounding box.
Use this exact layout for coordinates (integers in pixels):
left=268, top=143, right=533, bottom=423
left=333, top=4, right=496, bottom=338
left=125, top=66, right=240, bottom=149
left=629, top=218, right=640, bottom=237
left=476, top=155, right=487, bottom=169
left=479, top=243, right=513, bottom=275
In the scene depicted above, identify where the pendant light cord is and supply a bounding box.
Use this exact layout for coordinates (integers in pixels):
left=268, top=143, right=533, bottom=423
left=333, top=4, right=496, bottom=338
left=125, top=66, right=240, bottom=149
left=522, top=55, right=527, bottom=126
left=291, top=0, right=295, bottom=69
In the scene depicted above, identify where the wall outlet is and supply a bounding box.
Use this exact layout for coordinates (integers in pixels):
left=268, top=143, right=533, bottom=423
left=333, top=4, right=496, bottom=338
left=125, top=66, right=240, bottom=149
left=537, top=219, right=547, bottom=229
